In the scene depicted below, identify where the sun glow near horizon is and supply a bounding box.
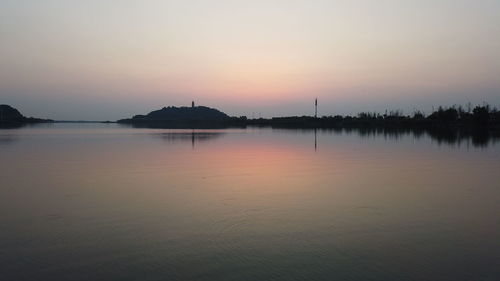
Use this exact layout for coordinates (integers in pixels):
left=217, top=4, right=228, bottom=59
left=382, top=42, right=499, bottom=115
left=1, top=0, right=500, bottom=120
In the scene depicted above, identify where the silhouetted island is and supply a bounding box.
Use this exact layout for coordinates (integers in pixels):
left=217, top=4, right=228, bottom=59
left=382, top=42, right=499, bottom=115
left=118, top=104, right=246, bottom=128
left=0, top=104, right=53, bottom=126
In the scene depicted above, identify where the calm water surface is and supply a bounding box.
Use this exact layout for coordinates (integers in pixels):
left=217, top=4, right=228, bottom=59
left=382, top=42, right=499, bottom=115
left=1, top=124, right=499, bottom=281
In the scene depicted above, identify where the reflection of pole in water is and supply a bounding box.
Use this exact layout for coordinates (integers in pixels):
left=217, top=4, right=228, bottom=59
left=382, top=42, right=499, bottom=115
left=192, top=129, right=195, bottom=149
left=314, top=128, right=317, bottom=151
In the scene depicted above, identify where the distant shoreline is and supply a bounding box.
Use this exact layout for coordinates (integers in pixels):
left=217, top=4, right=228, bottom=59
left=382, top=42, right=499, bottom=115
left=117, top=104, right=500, bottom=131
left=52, top=120, right=116, bottom=124
left=2, top=103, right=500, bottom=131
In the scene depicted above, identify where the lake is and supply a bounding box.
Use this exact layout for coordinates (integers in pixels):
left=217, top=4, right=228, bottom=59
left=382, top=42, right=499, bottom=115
left=1, top=124, right=499, bottom=281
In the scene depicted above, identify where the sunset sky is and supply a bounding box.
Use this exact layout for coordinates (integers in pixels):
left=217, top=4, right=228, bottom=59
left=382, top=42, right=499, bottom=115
left=1, top=0, right=500, bottom=120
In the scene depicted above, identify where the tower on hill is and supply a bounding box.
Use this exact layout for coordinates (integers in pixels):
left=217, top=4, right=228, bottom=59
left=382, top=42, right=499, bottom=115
left=315, top=98, right=318, bottom=118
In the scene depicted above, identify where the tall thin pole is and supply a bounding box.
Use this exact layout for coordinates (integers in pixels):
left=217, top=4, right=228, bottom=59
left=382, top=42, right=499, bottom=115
left=315, top=98, right=318, bottom=118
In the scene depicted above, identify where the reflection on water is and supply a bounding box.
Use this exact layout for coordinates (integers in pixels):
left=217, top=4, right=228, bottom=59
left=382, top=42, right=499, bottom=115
left=0, top=124, right=499, bottom=281
left=0, top=134, right=19, bottom=145
left=2, top=123, right=500, bottom=148
left=349, top=127, right=500, bottom=147
left=152, top=130, right=226, bottom=148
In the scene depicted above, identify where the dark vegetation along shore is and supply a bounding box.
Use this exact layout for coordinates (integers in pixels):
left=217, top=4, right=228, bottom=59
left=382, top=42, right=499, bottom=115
left=0, top=104, right=53, bottom=127
left=3, top=102, right=500, bottom=138
left=116, top=103, right=500, bottom=146
left=254, top=104, right=500, bottom=131
left=118, top=103, right=500, bottom=129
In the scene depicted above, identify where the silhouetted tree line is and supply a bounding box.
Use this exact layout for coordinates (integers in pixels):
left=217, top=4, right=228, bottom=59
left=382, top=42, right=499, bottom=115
left=249, top=103, right=500, bottom=130
left=242, top=103, right=500, bottom=147
left=346, top=104, right=499, bottom=128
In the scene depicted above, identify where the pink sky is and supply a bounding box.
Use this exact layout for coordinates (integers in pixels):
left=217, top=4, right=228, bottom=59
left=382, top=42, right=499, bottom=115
left=1, top=0, right=500, bottom=120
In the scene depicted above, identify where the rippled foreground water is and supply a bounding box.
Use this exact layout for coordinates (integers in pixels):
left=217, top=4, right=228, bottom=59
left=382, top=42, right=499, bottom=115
left=1, top=124, right=499, bottom=281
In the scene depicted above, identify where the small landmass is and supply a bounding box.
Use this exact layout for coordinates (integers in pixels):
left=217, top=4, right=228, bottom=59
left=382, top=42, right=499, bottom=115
left=117, top=104, right=246, bottom=128
left=0, top=104, right=53, bottom=125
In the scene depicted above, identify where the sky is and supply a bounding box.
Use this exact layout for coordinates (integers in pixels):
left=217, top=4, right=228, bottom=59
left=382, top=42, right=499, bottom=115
left=1, top=0, right=500, bottom=120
